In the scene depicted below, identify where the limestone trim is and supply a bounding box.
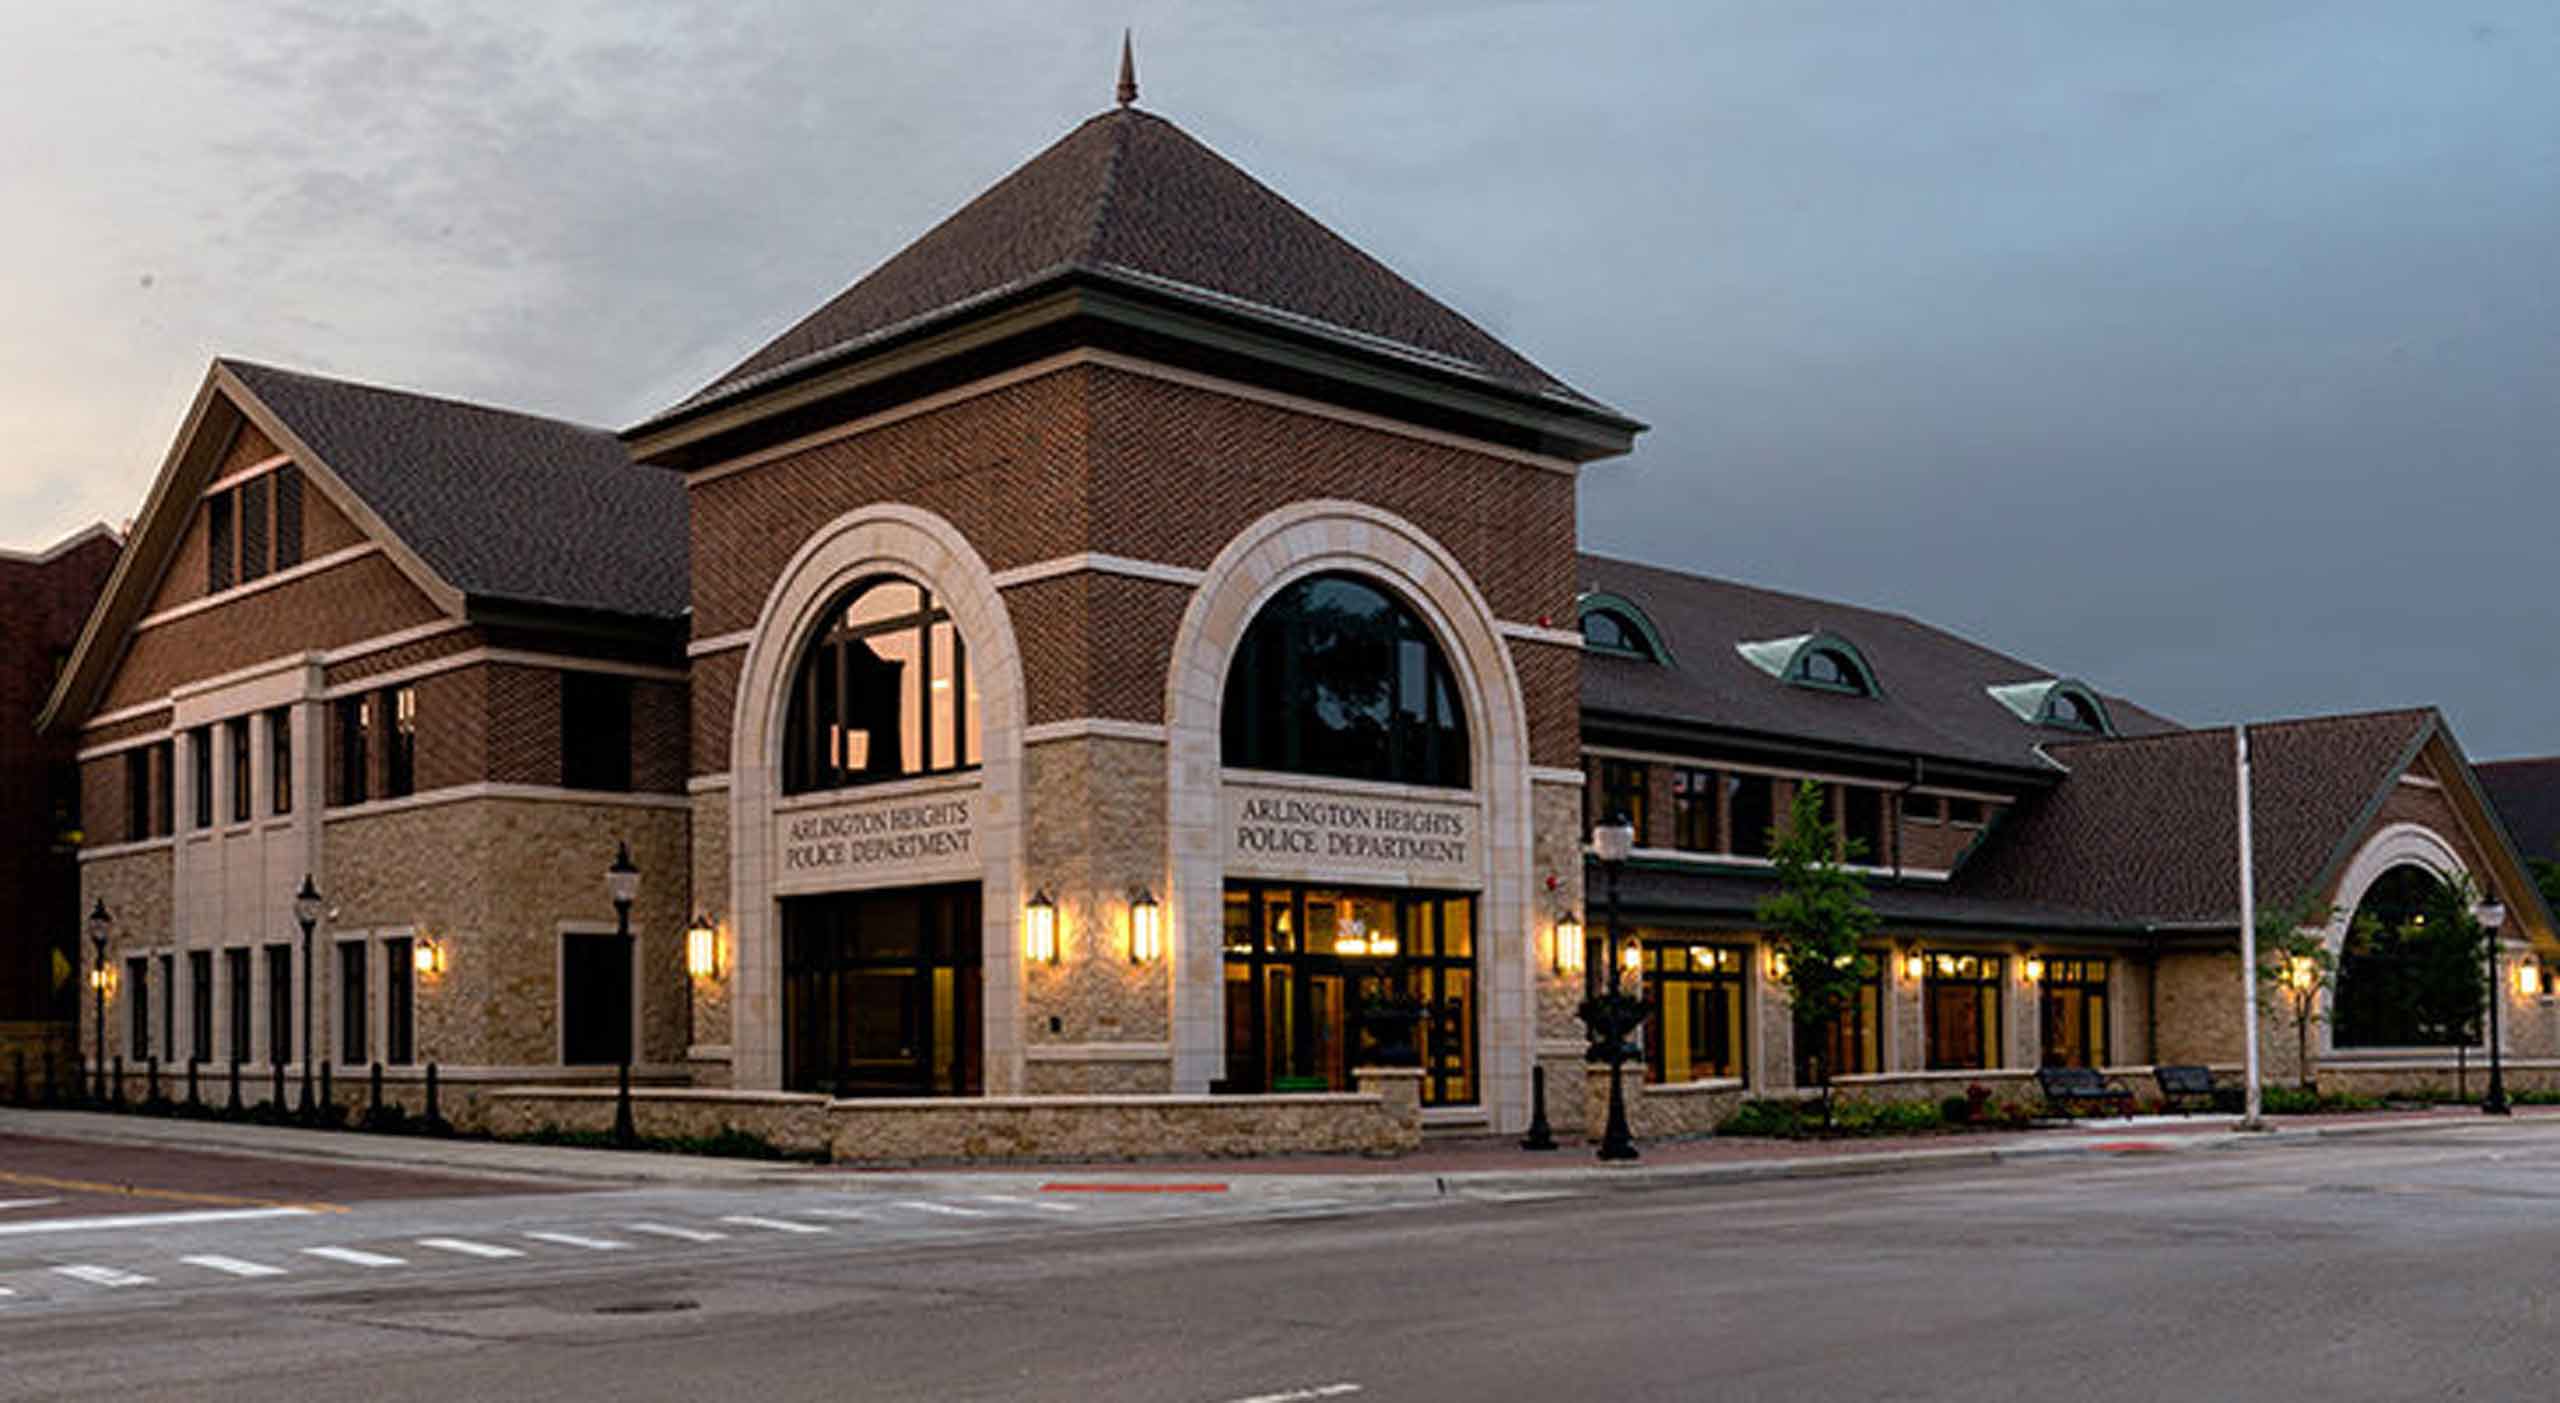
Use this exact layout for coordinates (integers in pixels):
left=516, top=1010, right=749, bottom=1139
left=77, top=730, right=171, bottom=763
left=204, top=451, right=292, bottom=498
left=320, top=784, right=693, bottom=826
left=132, top=543, right=383, bottom=632
left=729, top=503, right=1027, bottom=1093
left=1624, top=845, right=1952, bottom=882
left=991, top=553, right=1207, bottom=591
left=1499, top=621, right=1584, bottom=649
left=1581, top=743, right=2018, bottom=803
left=688, top=774, right=733, bottom=794
left=315, top=646, right=686, bottom=700
left=1023, top=718, right=1170, bottom=746
left=688, top=629, right=755, bottom=658
left=2316, top=821, right=2481, bottom=1058
left=77, top=697, right=178, bottom=733
left=77, top=836, right=176, bottom=863
left=1024, top=1041, right=1174, bottom=1062
left=1162, top=499, right=1539, bottom=1132
left=1530, top=766, right=1585, bottom=788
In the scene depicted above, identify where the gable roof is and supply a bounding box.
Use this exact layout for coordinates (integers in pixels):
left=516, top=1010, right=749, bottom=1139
left=648, top=106, right=1620, bottom=427
left=2477, top=757, right=2560, bottom=871
left=221, top=361, right=686, bottom=621
left=1577, top=553, right=2179, bottom=774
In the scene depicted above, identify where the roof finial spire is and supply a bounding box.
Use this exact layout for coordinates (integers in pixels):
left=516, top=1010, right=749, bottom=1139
left=1116, top=29, right=1138, bottom=106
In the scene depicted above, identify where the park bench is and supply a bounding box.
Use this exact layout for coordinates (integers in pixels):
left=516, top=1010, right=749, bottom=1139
left=2153, top=1064, right=2232, bottom=1115
left=2036, top=1065, right=2135, bottom=1119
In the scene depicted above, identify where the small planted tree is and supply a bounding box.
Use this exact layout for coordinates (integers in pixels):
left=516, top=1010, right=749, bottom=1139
left=2253, top=897, right=2336, bottom=1093
left=1757, top=780, right=1879, bottom=1125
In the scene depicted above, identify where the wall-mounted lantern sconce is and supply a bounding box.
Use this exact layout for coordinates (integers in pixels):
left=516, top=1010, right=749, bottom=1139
left=1902, top=950, right=1927, bottom=982
left=2023, top=956, right=2045, bottom=983
left=1769, top=948, right=1791, bottom=981
left=2519, top=957, right=2543, bottom=999
left=686, top=914, right=722, bottom=980
left=1025, top=889, right=1059, bottom=965
left=413, top=937, right=447, bottom=976
left=1128, top=889, right=1162, bottom=965
left=87, top=963, right=114, bottom=994
left=1553, top=912, right=1585, bottom=975
left=2286, top=955, right=2319, bottom=991
left=1620, top=939, right=1643, bottom=975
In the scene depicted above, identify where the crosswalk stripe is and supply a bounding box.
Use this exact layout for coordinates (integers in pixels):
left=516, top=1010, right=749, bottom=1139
left=53, top=1265, right=152, bottom=1288
left=523, top=1230, right=630, bottom=1251
left=0, top=1198, right=63, bottom=1212
left=181, top=1254, right=288, bottom=1278
left=717, top=1214, right=828, bottom=1235
left=623, top=1222, right=726, bottom=1243
left=795, top=1207, right=872, bottom=1221
left=978, top=1195, right=1080, bottom=1214
left=303, top=1246, right=406, bottom=1268
left=896, top=1200, right=992, bottom=1217
left=417, top=1237, right=525, bottom=1260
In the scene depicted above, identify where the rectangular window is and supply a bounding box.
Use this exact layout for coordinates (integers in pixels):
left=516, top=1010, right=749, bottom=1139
left=338, top=941, right=368, bottom=1066
left=207, top=490, right=235, bottom=593
left=335, top=696, right=370, bottom=806
left=1642, top=942, right=1748, bottom=1083
left=226, top=948, right=251, bottom=1063
left=561, top=672, right=634, bottom=792
left=1924, top=951, right=2006, bottom=1071
left=240, top=473, right=270, bottom=583
left=1728, top=774, right=1775, bottom=859
left=189, top=950, right=213, bottom=1063
left=191, top=726, right=213, bottom=830
left=1842, top=786, right=1884, bottom=864
left=265, top=943, right=292, bottom=1066
left=127, top=957, right=150, bottom=1059
left=2039, top=957, right=2110, bottom=1069
left=1795, top=955, right=1885, bottom=1082
left=383, top=937, right=415, bottom=1066
left=1671, top=768, right=1719, bottom=853
left=154, top=741, right=174, bottom=835
left=383, top=686, right=416, bottom=798
left=159, top=953, right=174, bottom=1060
left=274, top=465, right=304, bottom=569
left=1599, top=760, right=1648, bottom=840
left=1901, top=791, right=1942, bottom=823
left=228, top=718, right=252, bottom=824
left=1947, top=797, right=1987, bottom=826
left=125, top=748, right=151, bottom=842
left=268, top=707, right=293, bottom=815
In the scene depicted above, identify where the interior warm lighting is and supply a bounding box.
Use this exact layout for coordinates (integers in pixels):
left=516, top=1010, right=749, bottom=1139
left=1025, top=890, right=1059, bottom=965
left=2520, top=959, right=2543, bottom=998
left=686, top=915, right=722, bottom=979
left=1334, top=934, right=1370, bottom=956
left=2024, top=957, right=2045, bottom=982
left=1554, top=914, right=1585, bottom=974
left=1128, top=888, right=1162, bottom=965
left=1621, top=940, right=1643, bottom=974
left=413, top=938, right=446, bottom=976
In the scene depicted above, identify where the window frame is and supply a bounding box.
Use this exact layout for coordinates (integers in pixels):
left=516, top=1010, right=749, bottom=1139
left=228, top=717, right=252, bottom=824
left=781, top=577, right=982, bottom=796
left=1641, top=941, right=1749, bottom=1085
left=1670, top=767, right=1719, bottom=853
left=268, top=707, right=293, bottom=816
left=1923, top=950, right=2006, bottom=1071
left=1220, top=572, right=1470, bottom=791
left=383, top=686, right=417, bottom=799
left=562, top=671, right=635, bottom=793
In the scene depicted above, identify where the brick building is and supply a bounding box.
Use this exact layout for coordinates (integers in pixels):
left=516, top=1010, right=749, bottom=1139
left=37, top=85, right=2557, bottom=1148
left=0, top=524, right=120, bottom=1081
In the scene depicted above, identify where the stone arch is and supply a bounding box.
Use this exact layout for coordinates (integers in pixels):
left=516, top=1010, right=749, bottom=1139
left=2319, top=821, right=2473, bottom=1054
left=726, top=504, right=1026, bottom=1092
left=1162, top=500, right=1536, bottom=1127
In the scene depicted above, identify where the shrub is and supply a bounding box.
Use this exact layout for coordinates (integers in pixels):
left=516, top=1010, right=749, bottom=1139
left=1939, top=1094, right=1973, bottom=1124
left=1718, top=1098, right=1811, bottom=1137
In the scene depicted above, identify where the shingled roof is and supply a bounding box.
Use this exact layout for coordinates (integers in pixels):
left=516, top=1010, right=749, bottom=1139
left=1579, top=554, right=2180, bottom=773
left=656, top=106, right=1613, bottom=422
left=225, top=360, right=688, bottom=620
left=1956, top=709, right=2436, bottom=925
left=2477, top=757, right=2560, bottom=870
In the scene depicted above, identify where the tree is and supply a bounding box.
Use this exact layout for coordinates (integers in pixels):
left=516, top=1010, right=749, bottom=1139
left=2253, top=896, right=2336, bottom=1092
left=1757, top=780, right=1879, bottom=1123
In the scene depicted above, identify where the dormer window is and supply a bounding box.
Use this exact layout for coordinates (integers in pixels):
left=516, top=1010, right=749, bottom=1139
left=1575, top=591, right=1670, bottom=664
left=1988, top=678, right=2116, bottom=736
left=1800, top=649, right=1857, bottom=689
left=1737, top=632, right=1880, bottom=697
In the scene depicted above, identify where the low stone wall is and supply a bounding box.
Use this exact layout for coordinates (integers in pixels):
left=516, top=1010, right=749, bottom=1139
left=483, top=1086, right=836, bottom=1157
left=2310, top=1058, right=2560, bottom=1099
left=1589, top=1069, right=1746, bottom=1140
left=0, top=1023, right=75, bottom=1101
left=1829, top=1069, right=2046, bottom=1112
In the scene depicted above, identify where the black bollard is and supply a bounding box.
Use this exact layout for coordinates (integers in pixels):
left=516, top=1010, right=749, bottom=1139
left=613, top=1060, right=638, bottom=1147
left=319, top=1060, right=333, bottom=1126
left=227, top=1057, right=242, bottom=1113
left=10, top=1051, right=22, bottom=1107
left=271, top=1059, right=286, bottom=1115
left=146, top=1055, right=159, bottom=1105
left=1520, top=1063, right=1559, bottom=1151
left=367, top=1061, right=383, bottom=1128
left=424, top=1062, right=447, bottom=1135
left=185, top=1058, right=199, bottom=1109
left=111, top=1055, right=124, bottom=1109
left=41, top=1050, right=56, bottom=1107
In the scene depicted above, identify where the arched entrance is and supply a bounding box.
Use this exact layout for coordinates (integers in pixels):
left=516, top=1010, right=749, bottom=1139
left=2323, top=823, right=2478, bottom=1054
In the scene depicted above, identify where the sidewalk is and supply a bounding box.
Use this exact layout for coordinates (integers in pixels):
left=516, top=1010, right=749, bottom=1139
left=6, top=1103, right=2551, bottom=1201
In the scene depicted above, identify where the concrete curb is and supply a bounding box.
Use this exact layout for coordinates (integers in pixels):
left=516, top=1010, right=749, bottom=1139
left=4, top=1106, right=2542, bottom=1201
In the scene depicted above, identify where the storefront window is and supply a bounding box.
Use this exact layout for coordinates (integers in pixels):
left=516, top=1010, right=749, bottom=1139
left=1222, top=573, right=1468, bottom=789
left=1794, top=953, right=1884, bottom=1082
left=783, top=577, right=980, bottom=795
left=1642, top=943, right=1747, bottom=1083
left=1222, top=884, right=1475, bottom=1105
left=1924, top=951, right=2004, bottom=1070
left=782, top=883, right=982, bottom=1096
left=2038, top=957, right=2108, bottom=1068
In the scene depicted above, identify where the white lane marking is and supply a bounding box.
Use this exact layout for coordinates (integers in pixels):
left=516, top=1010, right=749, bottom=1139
left=181, top=1254, right=288, bottom=1278
left=52, top=1265, right=153, bottom=1288
left=0, top=1285, right=15, bottom=1296
left=976, top=1194, right=1079, bottom=1214
left=717, top=1215, right=829, bottom=1235
left=794, top=1207, right=872, bottom=1221
left=624, top=1222, right=727, bottom=1243
left=895, top=1200, right=992, bottom=1217
left=1462, top=1188, right=1581, bottom=1203
left=303, top=1246, right=406, bottom=1268
left=0, top=1206, right=314, bottom=1238
left=417, top=1237, right=525, bottom=1260
left=0, top=1198, right=63, bottom=1212
left=523, top=1230, right=631, bottom=1251
left=1223, top=1384, right=1362, bottom=1403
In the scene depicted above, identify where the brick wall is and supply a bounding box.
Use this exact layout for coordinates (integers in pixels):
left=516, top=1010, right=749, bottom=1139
left=104, top=554, right=444, bottom=712
left=0, top=531, right=120, bottom=1021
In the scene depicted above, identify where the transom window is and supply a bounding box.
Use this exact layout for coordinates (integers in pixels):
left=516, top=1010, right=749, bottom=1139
left=783, top=577, right=983, bottom=795
left=1222, top=573, right=1468, bottom=789
left=1924, top=951, right=2005, bottom=1070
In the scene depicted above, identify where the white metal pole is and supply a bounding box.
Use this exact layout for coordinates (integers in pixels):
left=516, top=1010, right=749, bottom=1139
left=2236, top=724, right=2264, bottom=1127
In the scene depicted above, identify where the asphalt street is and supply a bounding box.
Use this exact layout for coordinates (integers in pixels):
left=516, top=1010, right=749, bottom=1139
left=6, top=1122, right=2560, bottom=1401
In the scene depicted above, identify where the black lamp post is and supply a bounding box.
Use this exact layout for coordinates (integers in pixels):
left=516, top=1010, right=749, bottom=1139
left=606, top=842, right=640, bottom=1146
left=2478, top=898, right=2509, bottom=1116
left=294, top=875, right=323, bottom=1117
left=87, top=900, right=111, bottom=1103
left=1580, top=812, right=1646, bottom=1162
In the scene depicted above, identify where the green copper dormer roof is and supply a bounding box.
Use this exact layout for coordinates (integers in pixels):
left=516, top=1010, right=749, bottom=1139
left=1736, top=631, right=1882, bottom=697
left=1988, top=678, right=2117, bottom=736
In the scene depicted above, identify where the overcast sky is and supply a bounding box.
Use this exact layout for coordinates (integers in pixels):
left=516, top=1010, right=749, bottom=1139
left=4, top=3, right=2555, bottom=756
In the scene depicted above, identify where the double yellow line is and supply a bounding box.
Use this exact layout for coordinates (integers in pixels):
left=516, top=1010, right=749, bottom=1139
left=0, top=1167, right=346, bottom=1214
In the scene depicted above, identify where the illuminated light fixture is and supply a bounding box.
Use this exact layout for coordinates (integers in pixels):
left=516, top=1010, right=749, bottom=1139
left=1769, top=949, right=1791, bottom=980
left=1128, top=888, right=1162, bottom=965
left=1621, top=940, right=1643, bottom=974
left=1025, top=890, right=1059, bottom=965
left=413, top=938, right=447, bottom=976
left=687, top=914, right=722, bottom=979
left=2024, top=957, right=2046, bottom=982
left=87, top=964, right=113, bottom=994
left=1333, top=934, right=1369, bottom=956
left=2287, top=955, right=2318, bottom=991
left=1903, top=951, right=1927, bottom=981
left=1554, top=913, right=1585, bottom=975
left=1934, top=953, right=1958, bottom=978
left=2519, top=958, right=2543, bottom=998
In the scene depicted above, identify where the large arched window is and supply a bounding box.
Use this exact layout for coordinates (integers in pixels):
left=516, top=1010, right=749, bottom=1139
left=2335, top=864, right=2482, bottom=1048
left=1222, top=572, right=1469, bottom=789
left=782, top=577, right=982, bottom=795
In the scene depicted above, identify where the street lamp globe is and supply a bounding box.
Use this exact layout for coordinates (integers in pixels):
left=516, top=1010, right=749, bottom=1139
left=2474, top=901, right=2506, bottom=932
left=293, top=875, right=324, bottom=930
left=606, top=841, right=641, bottom=913
left=1593, top=812, right=1636, bottom=866
left=87, top=898, right=111, bottom=950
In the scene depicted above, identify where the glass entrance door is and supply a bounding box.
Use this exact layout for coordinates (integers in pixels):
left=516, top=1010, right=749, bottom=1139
left=1221, top=884, right=1476, bottom=1105
left=782, top=883, right=982, bottom=1096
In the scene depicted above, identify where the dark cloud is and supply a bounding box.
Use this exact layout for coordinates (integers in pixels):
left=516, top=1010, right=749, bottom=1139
left=3, top=1, right=2553, bottom=754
